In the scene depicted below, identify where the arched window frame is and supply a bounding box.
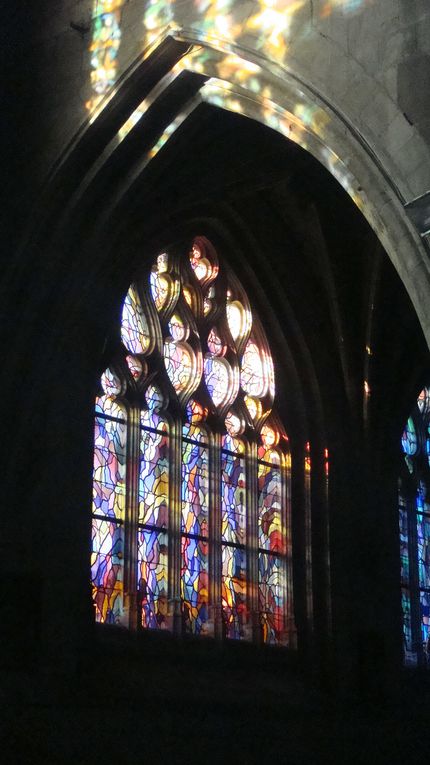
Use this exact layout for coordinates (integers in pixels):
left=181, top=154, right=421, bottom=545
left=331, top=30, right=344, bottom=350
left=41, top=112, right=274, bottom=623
left=91, top=236, right=293, bottom=645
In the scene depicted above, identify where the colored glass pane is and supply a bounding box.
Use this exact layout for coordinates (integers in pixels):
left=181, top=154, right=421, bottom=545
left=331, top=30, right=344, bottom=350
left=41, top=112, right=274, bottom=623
left=93, top=416, right=126, bottom=518
left=241, top=339, right=267, bottom=397
left=138, top=529, right=168, bottom=630
left=258, top=444, right=281, bottom=464
left=225, top=410, right=242, bottom=436
left=126, top=355, right=143, bottom=380
left=222, top=546, right=246, bottom=640
left=150, top=271, right=170, bottom=311
left=226, top=300, right=249, bottom=341
left=121, top=285, right=150, bottom=354
left=261, top=424, right=279, bottom=448
left=146, top=384, right=164, bottom=412
left=183, top=285, right=194, bottom=309
left=95, top=395, right=125, bottom=419
left=222, top=433, right=245, bottom=453
left=305, top=441, right=311, bottom=472
left=156, top=253, right=168, bottom=273
left=401, top=417, right=417, bottom=456
left=204, top=286, right=215, bottom=316
left=183, top=422, right=208, bottom=442
left=186, top=400, right=208, bottom=423
left=139, top=428, right=169, bottom=527
left=164, top=341, right=195, bottom=393
left=91, top=518, right=124, bottom=624
left=89, top=0, right=121, bottom=98
left=259, top=553, right=285, bottom=645
left=207, top=327, right=225, bottom=356
left=399, top=497, right=409, bottom=584
left=427, top=425, right=430, bottom=467
left=181, top=439, right=209, bottom=536
left=101, top=367, right=122, bottom=397
left=244, top=395, right=262, bottom=421
left=402, top=588, right=412, bottom=652
left=420, top=591, right=430, bottom=643
left=258, top=461, right=284, bottom=553
left=418, top=388, right=430, bottom=415
left=181, top=535, right=209, bottom=635
left=417, top=512, right=430, bottom=589
left=204, top=356, right=231, bottom=407
left=189, top=241, right=214, bottom=282
left=168, top=314, right=187, bottom=341
left=141, top=410, right=167, bottom=430
left=221, top=451, right=246, bottom=545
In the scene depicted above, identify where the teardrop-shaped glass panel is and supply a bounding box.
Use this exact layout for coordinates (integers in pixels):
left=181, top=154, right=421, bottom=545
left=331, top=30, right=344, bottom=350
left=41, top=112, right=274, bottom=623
left=190, top=241, right=213, bottom=282
left=186, top=399, right=208, bottom=423
left=150, top=271, right=170, bottom=312
left=204, top=357, right=231, bottom=408
left=164, top=341, right=195, bottom=394
left=207, top=327, right=226, bottom=356
left=101, top=368, right=122, bottom=397
left=126, top=355, right=143, bottom=380
left=244, top=395, right=262, bottom=422
left=241, top=339, right=267, bottom=397
left=418, top=388, right=430, bottom=415
left=121, top=285, right=150, bottom=354
left=146, top=384, right=164, bottom=412
left=226, top=300, right=249, bottom=341
left=168, top=314, right=188, bottom=341
left=225, top=410, right=242, bottom=436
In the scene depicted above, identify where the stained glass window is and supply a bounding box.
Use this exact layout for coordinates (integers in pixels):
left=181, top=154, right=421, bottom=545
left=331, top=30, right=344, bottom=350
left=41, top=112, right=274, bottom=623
left=399, top=387, right=430, bottom=664
left=91, top=236, right=293, bottom=646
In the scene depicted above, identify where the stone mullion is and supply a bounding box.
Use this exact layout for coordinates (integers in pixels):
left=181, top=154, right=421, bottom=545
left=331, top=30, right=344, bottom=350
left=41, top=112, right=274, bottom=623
left=283, top=453, right=296, bottom=647
left=247, top=440, right=260, bottom=643
left=210, top=431, right=222, bottom=640
left=169, top=416, right=183, bottom=636
left=123, top=405, right=140, bottom=630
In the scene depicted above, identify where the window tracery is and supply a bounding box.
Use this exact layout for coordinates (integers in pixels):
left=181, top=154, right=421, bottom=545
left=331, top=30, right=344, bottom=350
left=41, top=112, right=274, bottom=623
left=91, top=236, right=292, bottom=644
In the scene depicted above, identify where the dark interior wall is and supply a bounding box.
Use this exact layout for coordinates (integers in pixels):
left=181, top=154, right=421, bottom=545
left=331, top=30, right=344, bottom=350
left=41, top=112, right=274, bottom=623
left=3, top=7, right=430, bottom=762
